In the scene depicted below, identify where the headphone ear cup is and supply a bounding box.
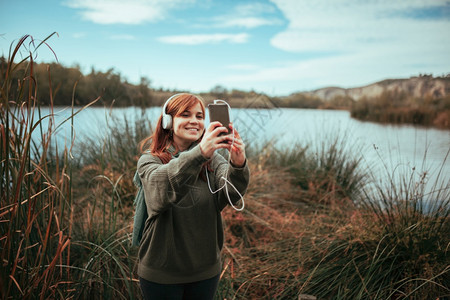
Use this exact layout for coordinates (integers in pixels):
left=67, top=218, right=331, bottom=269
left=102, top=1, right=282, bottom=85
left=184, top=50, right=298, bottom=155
left=162, top=114, right=172, bottom=129
left=162, top=93, right=183, bottom=129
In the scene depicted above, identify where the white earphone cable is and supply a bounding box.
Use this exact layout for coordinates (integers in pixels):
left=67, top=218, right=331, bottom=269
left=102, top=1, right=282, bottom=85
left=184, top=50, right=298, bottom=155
left=205, top=99, right=245, bottom=211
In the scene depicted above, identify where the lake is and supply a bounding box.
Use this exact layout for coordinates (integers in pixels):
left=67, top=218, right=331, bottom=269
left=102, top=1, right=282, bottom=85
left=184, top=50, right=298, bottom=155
left=36, top=106, right=450, bottom=189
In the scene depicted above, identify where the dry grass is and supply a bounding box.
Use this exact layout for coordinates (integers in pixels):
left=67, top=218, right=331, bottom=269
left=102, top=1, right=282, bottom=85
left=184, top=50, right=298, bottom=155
left=217, top=159, right=361, bottom=299
left=217, top=154, right=449, bottom=299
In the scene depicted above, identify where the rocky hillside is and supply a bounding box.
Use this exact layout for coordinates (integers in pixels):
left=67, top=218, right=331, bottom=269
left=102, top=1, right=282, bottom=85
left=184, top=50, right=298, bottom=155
left=304, top=75, right=450, bottom=101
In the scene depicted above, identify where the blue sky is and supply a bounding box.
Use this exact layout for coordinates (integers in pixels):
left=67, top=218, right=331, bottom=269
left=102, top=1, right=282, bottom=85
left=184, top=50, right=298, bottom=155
left=1, top=0, right=449, bottom=96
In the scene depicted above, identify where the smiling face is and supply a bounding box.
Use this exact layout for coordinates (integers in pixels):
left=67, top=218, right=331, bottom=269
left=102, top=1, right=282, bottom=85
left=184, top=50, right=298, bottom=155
left=172, top=102, right=205, bottom=151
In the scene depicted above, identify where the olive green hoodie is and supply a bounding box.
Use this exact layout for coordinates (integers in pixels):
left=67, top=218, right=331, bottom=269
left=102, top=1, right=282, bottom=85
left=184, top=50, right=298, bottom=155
left=137, top=144, right=250, bottom=284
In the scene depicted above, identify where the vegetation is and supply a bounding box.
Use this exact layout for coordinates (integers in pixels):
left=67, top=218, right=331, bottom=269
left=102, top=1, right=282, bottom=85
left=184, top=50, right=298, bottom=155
left=0, top=56, right=160, bottom=108
left=271, top=93, right=324, bottom=109
left=351, top=89, right=450, bottom=129
left=217, top=138, right=449, bottom=299
left=1, top=35, right=449, bottom=299
left=0, top=34, right=141, bottom=299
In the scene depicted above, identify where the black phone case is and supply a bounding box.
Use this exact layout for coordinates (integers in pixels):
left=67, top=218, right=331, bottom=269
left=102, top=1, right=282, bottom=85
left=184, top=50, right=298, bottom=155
left=208, top=103, right=232, bottom=135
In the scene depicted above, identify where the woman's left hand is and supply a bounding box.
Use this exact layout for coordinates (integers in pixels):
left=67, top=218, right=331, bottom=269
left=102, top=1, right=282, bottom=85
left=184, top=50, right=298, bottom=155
left=228, top=123, right=246, bottom=167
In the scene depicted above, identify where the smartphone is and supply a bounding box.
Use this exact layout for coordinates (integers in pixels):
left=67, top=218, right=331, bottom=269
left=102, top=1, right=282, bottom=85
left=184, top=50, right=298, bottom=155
left=208, top=103, right=232, bottom=136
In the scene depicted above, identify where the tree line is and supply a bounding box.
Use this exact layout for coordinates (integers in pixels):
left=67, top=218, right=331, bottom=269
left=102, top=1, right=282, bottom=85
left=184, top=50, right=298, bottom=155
left=351, top=89, right=450, bottom=129
left=0, top=57, right=158, bottom=107
left=2, top=57, right=448, bottom=128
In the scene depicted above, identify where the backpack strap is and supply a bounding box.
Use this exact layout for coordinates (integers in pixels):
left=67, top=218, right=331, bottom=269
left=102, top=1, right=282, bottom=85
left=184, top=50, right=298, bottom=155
left=132, top=170, right=148, bottom=246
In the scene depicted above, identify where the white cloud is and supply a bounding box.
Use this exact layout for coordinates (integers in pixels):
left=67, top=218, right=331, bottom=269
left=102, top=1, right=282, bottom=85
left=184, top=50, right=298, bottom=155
left=235, top=3, right=277, bottom=15
left=208, top=2, right=282, bottom=29
left=157, top=33, right=249, bottom=45
left=65, top=0, right=190, bottom=24
left=269, top=0, right=450, bottom=53
left=216, top=17, right=279, bottom=29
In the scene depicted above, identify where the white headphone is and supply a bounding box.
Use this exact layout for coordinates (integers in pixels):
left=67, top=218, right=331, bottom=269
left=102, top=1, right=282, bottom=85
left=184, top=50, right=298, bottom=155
left=161, top=93, right=184, bottom=129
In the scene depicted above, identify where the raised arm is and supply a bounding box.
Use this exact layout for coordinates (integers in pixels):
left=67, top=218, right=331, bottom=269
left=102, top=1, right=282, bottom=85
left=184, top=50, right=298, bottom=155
left=137, top=145, right=207, bottom=215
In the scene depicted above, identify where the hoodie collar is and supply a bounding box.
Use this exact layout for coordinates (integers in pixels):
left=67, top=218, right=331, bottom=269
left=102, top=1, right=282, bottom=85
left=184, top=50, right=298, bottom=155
left=167, top=142, right=198, bottom=158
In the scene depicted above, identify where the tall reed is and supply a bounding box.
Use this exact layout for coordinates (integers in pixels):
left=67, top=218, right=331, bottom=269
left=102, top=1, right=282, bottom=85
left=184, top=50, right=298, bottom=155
left=0, top=34, right=139, bottom=299
left=0, top=33, right=76, bottom=299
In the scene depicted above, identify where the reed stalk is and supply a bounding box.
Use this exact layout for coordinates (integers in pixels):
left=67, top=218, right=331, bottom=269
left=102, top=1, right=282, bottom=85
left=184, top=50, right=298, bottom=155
left=0, top=33, right=75, bottom=299
left=0, top=34, right=138, bottom=299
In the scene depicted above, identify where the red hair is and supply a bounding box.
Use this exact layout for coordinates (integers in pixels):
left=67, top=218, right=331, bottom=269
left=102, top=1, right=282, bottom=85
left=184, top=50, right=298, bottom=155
left=139, top=93, right=206, bottom=164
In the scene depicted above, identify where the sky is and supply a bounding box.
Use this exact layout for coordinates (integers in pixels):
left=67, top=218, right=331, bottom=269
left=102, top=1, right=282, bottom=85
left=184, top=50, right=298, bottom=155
left=1, top=0, right=449, bottom=96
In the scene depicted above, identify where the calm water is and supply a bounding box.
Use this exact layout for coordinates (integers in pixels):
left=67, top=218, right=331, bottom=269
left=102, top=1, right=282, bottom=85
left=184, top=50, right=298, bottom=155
left=36, top=106, right=450, bottom=188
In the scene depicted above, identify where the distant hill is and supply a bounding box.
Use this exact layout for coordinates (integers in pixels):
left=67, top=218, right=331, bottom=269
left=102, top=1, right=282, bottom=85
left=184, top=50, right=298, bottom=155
left=275, top=75, right=450, bottom=129
left=303, top=75, right=450, bottom=102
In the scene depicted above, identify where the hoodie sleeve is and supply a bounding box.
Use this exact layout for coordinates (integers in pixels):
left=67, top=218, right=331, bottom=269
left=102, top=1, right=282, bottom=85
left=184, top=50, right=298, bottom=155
left=137, top=144, right=208, bottom=215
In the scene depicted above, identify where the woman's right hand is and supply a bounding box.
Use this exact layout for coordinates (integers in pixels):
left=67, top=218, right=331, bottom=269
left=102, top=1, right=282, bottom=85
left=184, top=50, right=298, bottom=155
left=199, top=121, right=231, bottom=159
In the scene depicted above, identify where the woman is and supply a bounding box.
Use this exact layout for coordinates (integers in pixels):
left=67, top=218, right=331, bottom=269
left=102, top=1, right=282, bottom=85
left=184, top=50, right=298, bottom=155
left=137, top=93, right=250, bottom=299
